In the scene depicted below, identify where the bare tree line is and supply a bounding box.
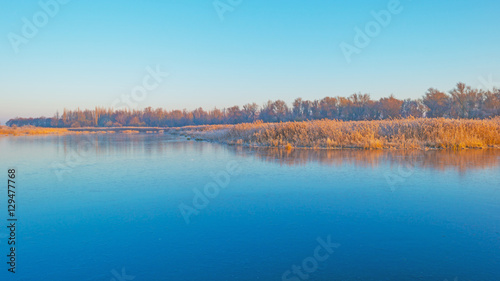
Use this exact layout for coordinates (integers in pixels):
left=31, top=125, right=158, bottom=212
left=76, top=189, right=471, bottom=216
left=7, top=83, right=500, bottom=128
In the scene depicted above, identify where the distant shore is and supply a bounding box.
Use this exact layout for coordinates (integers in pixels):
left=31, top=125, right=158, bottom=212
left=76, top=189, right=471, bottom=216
left=2, top=118, right=500, bottom=150
left=0, top=126, right=167, bottom=137
left=0, top=126, right=71, bottom=136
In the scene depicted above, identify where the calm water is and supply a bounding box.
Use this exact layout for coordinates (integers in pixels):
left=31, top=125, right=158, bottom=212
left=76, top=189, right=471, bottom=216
left=0, top=134, right=499, bottom=281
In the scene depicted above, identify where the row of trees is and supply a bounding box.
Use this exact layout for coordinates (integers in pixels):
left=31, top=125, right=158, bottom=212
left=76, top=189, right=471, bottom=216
left=7, top=83, right=500, bottom=128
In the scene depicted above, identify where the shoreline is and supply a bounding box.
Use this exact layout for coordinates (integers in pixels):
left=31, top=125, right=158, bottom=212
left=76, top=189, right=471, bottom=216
left=2, top=118, right=500, bottom=150
left=172, top=118, right=500, bottom=150
left=179, top=134, right=500, bottom=151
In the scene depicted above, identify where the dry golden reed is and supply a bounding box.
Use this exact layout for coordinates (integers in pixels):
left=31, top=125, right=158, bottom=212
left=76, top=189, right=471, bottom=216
left=183, top=118, right=500, bottom=150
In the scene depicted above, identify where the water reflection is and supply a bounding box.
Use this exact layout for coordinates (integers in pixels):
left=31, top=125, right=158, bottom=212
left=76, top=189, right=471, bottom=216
left=1, top=134, right=499, bottom=281
left=231, top=146, right=500, bottom=173
left=3, top=134, right=499, bottom=173
left=2, top=134, right=223, bottom=157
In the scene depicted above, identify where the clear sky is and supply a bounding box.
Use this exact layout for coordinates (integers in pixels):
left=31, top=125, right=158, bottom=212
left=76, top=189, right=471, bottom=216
left=1, top=0, right=499, bottom=124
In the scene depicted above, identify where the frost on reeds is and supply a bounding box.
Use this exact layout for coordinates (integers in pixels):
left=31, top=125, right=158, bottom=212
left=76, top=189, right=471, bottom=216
left=184, top=118, right=500, bottom=150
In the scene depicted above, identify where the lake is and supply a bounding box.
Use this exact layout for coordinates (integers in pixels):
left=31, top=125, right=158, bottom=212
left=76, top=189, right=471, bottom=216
left=0, top=134, right=499, bottom=281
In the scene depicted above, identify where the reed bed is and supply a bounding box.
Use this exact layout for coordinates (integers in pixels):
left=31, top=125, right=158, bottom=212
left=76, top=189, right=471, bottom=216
left=182, top=118, right=500, bottom=150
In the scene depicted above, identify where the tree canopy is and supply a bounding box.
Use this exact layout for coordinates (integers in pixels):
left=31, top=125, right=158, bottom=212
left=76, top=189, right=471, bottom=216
left=7, top=83, right=500, bottom=128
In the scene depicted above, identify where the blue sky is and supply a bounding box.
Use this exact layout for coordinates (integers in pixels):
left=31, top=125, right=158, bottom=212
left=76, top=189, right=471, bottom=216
left=1, top=0, right=499, bottom=124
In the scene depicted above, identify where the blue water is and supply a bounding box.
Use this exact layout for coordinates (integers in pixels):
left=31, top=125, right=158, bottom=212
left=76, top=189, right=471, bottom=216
left=0, top=134, right=499, bottom=281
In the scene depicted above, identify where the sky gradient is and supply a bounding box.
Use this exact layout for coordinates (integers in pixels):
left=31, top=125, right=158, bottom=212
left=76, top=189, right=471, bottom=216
left=1, top=0, right=499, bottom=124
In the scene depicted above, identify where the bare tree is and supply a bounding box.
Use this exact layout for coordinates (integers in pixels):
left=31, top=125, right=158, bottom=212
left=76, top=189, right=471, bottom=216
left=423, top=88, right=450, bottom=118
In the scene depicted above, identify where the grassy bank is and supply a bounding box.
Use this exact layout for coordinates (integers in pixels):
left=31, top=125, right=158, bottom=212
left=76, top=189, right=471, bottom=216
left=0, top=126, right=71, bottom=136
left=0, top=126, right=157, bottom=136
left=178, top=118, right=500, bottom=150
